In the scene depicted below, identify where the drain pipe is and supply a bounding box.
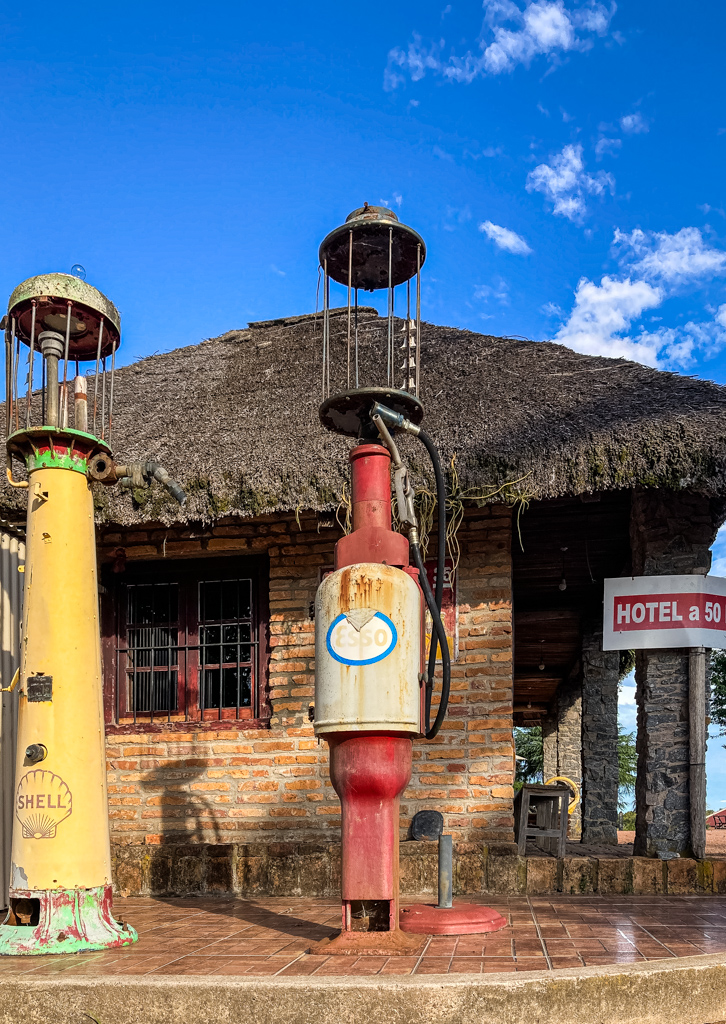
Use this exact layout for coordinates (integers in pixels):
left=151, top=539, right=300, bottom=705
left=88, top=456, right=186, bottom=505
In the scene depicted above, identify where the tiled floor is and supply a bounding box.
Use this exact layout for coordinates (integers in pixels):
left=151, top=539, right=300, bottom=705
left=1, top=895, right=726, bottom=977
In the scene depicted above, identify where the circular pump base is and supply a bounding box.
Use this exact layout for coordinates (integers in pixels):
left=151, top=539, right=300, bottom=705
left=399, top=904, right=507, bottom=936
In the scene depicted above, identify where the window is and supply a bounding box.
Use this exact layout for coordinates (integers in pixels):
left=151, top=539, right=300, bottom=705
left=102, top=556, right=269, bottom=731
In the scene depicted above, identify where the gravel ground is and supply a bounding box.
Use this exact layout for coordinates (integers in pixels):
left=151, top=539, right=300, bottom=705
left=527, top=830, right=726, bottom=858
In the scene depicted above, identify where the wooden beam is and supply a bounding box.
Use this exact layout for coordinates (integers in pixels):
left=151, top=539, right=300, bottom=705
left=689, top=647, right=707, bottom=860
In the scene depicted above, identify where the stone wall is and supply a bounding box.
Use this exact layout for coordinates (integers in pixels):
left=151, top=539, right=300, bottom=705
left=630, top=489, right=717, bottom=857
left=111, top=839, right=726, bottom=898
left=100, top=506, right=515, bottom=887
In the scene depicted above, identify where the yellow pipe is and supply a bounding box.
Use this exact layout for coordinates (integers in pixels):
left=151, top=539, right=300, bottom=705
left=544, top=775, right=581, bottom=814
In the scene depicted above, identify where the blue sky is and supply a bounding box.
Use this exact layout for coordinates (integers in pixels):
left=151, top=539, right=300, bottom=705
left=2, top=1, right=725, bottom=805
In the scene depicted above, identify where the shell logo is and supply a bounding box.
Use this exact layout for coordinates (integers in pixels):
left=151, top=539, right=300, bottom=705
left=15, top=770, right=72, bottom=839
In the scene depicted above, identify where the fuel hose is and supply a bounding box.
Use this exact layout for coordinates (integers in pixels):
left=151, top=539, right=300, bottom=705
left=410, top=538, right=450, bottom=739
left=416, top=428, right=447, bottom=727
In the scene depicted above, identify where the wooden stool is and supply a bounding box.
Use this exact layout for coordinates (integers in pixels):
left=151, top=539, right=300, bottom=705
left=514, top=784, right=570, bottom=858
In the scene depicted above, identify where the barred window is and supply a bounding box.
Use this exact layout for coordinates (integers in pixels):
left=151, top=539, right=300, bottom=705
left=102, top=556, right=269, bottom=732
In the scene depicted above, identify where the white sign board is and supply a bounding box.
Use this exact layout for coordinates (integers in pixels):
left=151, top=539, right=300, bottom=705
left=603, top=575, right=726, bottom=651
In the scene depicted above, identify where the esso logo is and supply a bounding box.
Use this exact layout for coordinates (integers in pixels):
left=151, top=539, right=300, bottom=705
left=326, top=611, right=398, bottom=666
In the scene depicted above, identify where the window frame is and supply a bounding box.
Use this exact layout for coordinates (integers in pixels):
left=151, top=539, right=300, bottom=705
left=102, top=554, right=270, bottom=733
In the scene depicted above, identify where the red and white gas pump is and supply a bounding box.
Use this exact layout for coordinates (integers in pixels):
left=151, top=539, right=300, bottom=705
left=311, top=207, right=506, bottom=953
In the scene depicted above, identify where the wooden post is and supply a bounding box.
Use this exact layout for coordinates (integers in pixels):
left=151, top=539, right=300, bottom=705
left=689, top=646, right=707, bottom=860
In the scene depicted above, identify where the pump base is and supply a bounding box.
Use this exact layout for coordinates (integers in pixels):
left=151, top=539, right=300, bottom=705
left=309, top=929, right=426, bottom=956
left=0, top=885, right=137, bottom=956
left=399, top=904, right=507, bottom=935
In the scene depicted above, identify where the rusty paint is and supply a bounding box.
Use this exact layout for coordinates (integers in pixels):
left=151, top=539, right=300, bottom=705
left=0, top=884, right=137, bottom=955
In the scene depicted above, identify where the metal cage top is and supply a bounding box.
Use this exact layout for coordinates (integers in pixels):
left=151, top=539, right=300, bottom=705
left=318, top=205, right=427, bottom=292
left=8, top=273, right=120, bottom=360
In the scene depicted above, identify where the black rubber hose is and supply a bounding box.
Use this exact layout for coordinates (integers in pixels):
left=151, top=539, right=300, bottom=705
left=417, top=428, right=446, bottom=728
left=411, top=540, right=451, bottom=739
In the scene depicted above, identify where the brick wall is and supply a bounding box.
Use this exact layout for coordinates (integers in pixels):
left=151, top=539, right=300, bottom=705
left=99, top=505, right=514, bottom=881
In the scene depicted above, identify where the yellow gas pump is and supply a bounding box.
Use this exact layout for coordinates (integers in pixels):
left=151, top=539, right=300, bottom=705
left=0, top=274, right=183, bottom=955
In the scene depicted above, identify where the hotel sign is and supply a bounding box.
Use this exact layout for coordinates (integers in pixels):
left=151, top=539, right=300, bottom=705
left=603, top=575, right=726, bottom=650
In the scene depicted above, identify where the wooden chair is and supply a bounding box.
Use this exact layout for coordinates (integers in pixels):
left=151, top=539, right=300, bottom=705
left=514, top=783, right=570, bottom=858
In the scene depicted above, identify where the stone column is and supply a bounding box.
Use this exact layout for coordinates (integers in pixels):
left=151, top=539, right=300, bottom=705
left=630, top=489, right=717, bottom=857
left=541, top=712, right=558, bottom=781
left=540, top=678, right=583, bottom=839
left=556, top=678, right=583, bottom=840
left=581, top=620, right=619, bottom=845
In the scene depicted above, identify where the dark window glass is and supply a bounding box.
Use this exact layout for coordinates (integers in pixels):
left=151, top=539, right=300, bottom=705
left=199, top=578, right=253, bottom=711
left=126, top=583, right=179, bottom=713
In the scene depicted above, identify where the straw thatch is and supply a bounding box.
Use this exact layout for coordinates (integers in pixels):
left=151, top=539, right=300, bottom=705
left=3, top=308, right=726, bottom=526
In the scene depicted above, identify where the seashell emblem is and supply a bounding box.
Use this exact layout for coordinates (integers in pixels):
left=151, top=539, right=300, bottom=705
left=15, top=770, right=72, bottom=839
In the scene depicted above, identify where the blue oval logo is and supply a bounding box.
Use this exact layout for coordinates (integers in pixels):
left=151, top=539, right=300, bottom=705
left=326, top=611, right=398, bottom=666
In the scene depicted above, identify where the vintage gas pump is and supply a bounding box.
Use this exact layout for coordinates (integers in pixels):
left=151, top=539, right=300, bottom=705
left=0, top=273, right=184, bottom=955
left=312, top=207, right=506, bottom=953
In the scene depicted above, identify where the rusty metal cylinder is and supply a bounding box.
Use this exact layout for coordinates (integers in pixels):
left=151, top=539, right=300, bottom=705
left=350, top=443, right=393, bottom=532
left=73, top=375, right=88, bottom=432
left=314, top=562, right=422, bottom=735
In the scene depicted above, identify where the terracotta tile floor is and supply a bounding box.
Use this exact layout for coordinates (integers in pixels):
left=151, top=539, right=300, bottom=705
left=1, top=895, right=726, bottom=977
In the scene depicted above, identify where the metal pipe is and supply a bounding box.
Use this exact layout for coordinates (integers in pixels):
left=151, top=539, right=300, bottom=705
left=387, top=227, right=393, bottom=386
left=13, top=332, right=20, bottom=431
left=415, top=246, right=421, bottom=397
left=322, top=260, right=329, bottom=400
left=61, top=301, right=72, bottom=425
left=4, top=320, right=12, bottom=437
left=108, top=338, right=117, bottom=444
left=25, top=301, right=37, bottom=428
left=437, top=834, right=453, bottom=909
left=347, top=229, right=352, bottom=390
left=93, top=318, right=104, bottom=436
left=101, top=356, right=107, bottom=440
left=354, top=288, right=359, bottom=388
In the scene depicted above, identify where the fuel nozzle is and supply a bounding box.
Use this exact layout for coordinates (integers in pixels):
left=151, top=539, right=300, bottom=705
left=371, top=406, right=417, bottom=535
left=370, top=401, right=421, bottom=437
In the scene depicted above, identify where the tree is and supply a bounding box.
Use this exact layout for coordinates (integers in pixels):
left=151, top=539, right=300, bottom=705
left=514, top=726, right=543, bottom=786
left=710, top=650, right=726, bottom=741
left=617, top=727, right=637, bottom=811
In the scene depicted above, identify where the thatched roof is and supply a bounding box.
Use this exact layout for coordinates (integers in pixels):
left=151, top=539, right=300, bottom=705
left=3, top=308, right=726, bottom=526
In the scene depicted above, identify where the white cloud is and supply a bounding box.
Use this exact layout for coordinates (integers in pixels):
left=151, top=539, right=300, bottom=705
left=384, top=0, right=614, bottom=88
left=479, top=220, right=532, bottom=254
left=614, top=226, right=726, bottom=289
left=526, top=143, right=614, bottom=221
left=620, top=112, right=649, bottom=134
left=475, top=277, right=510, bottom=304
left=595, top=136, right=622, bottom=159
left=433, top=145, right=454, bottom=161
left=553, top=275, right=663, bottom=363
left=553, top=266, right=726, bottom=368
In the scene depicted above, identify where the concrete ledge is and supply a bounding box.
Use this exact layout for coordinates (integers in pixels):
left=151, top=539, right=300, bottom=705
left=2, top=953, right=726, bottom=1024
left=112, top=841, right=726, bottom=897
